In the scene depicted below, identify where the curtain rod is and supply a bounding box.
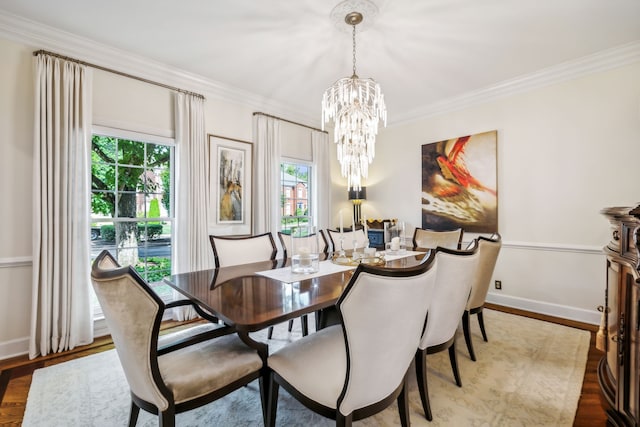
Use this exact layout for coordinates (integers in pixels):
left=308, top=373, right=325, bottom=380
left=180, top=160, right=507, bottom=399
left=33, top=49, right=205, bottom=100
left=253, top=112, right=327, bottom=134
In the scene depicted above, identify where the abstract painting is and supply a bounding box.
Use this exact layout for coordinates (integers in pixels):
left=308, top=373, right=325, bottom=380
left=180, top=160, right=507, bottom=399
left=421, top=130, right=497, bottom=233
left=210, top=135, right=252, bottom=235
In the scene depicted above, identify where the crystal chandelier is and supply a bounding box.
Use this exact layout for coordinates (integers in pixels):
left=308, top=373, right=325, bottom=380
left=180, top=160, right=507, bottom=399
left=322, top=8, right=387, bottom=191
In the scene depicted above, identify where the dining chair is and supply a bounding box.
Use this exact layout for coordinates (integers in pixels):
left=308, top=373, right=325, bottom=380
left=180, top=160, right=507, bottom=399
left=414, top=244, right=480, bottom=421
left=90, top=250, right=266, bottom=427
left=462, top=233, right=502, bottom=361
left=266, top=251, right=438, bottom=427
left=275, top=230, right=329, bottom=337
left=412, top=227, right=463, bottom=250
left=326, top=228, right=368, bottom=252
left=210, top=232, right=282, bottom=339
left=209, top=232, right=278, bottom=268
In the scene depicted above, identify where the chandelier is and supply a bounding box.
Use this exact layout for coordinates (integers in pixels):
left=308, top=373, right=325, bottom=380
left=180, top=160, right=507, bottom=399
left=321, top=5, right=387, bottom=191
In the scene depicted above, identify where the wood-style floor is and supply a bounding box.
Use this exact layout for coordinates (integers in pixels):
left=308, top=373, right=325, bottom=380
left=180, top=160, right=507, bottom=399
left=0, top=305, right=607, bottom=426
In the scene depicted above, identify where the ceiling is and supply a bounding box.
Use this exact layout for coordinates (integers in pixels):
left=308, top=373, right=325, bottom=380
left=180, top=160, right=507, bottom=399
left=1, top=0, right=639, bottom=126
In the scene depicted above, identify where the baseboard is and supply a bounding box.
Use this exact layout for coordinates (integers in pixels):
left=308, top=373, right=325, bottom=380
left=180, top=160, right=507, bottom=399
left=486, top=292, right=600, bottom=325
left=0, top=336, right=29, bottom=361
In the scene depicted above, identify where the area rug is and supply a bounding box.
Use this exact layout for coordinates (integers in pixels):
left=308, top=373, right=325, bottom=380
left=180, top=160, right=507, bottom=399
left=23, top=310, right=590, bottom=426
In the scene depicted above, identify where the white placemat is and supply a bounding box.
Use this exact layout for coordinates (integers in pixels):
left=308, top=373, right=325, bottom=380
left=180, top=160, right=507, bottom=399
left=255, top=251, right=426, bottom=283
left=256, top=260, right=356, bottom=283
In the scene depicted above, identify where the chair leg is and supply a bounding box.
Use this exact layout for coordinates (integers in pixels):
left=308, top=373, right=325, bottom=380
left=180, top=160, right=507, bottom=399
left=268, top=326, right=274, bottom=339
left=336, top=412, right=353, bottom=427
left=477, top=308, right=488, bottom=342
left=301, top=314, right=309, bottom=336
left=397, top=380, right=410, bottom=427
left=266, top=372, right=279, bottom=427
left=259, top=373, right=268, bottom=427
left=448, top=341, right=462, bottom=387
left=159, top=410, right=175, bottom=427
left=462, top=310, right=477, bottom=362
left=287, top=319, right=294, bottom=332
left=128, top=401, right=140, bottom=427
left=414, top=349, right=432, bottom=421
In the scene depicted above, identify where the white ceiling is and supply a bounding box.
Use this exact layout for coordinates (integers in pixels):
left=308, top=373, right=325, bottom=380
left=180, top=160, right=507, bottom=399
left=1, top=0, right=639, bottom=126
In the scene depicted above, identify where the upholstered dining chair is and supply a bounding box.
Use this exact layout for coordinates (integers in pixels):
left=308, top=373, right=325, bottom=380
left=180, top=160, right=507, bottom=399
left=90, top=250, right=266, bottom=427
left=412, top=227, right=463, bottom=250
left=209, top=232, right=278, bottom=268
left=277, top=229, right=329, bottom=259
left=276, top=230, right=329, bottom=337
left=462, top=233, right=502, bottom=361
left=209, top=232, right=282, bottom=339
left=266, top=252, right=438, bottom=427
left=415, top=245, right=480, bottom=421
left=326, top=228, right=368, bottom=252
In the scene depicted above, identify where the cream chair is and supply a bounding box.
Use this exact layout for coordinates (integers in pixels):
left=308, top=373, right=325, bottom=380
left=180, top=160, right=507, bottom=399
left=462, top=233, right=502, bottom=361
left=266, top=252, right=438, bottom=426
left=326, top=228, right=368, bottom=252
left=276, top=230, right=329, bottom=337
left=209, top=232, right=277, bottom=268
left=415, top=245, right=480, bottom=421
left=90, top=250, right=266, bottom=427
left=210, top=232, right=280, bottom=339
left=412, top=227, right=463, bottom=250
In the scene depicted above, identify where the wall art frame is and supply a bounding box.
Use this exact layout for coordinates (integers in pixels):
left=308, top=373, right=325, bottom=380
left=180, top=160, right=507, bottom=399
left=209, top=134, right=253, bottom=236
left=421, top=130, right=498, bottom=233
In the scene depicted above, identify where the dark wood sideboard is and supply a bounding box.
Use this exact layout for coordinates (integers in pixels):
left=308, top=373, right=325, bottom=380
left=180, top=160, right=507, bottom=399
left=600, top=205, right=640, bottom=426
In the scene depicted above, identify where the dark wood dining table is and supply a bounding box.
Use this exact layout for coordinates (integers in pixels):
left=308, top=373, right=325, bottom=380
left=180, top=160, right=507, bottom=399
left=163, top=252, right=427, bottom=356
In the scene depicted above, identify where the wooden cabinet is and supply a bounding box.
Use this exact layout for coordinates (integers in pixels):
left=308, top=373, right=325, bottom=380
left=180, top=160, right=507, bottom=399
left=600, top=206, right=640, bottom=426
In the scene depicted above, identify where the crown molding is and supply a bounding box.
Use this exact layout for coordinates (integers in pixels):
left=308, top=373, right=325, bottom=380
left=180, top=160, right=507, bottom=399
left=1, top=10, right=638, bottom=128
left=0, top=10, right=316, bottom=125
left=391, top=40, right=640, bottom=126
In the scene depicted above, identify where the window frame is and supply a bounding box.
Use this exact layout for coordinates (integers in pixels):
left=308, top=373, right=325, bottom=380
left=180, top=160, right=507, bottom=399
left=90, top=126, right=176, bottom=325
left=280, top=158, right=313, bottom=233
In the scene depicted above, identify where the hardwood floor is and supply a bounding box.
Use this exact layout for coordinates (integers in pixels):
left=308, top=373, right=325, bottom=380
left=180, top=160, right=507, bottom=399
left=0, top=307, right=607, bottom=425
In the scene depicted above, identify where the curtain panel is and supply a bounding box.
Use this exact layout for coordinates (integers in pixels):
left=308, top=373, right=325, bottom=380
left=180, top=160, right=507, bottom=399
left=173, top=93, right=213, bottom=320
left=311, top=130, right=331, bottom=230
left=252, top=115, right=281, bottom=235
left=30, top=54, right=94, bottom=358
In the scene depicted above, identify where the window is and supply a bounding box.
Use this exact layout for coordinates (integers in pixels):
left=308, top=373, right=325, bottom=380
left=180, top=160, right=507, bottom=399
left=280, top=162, right=311, bottom=233
left=90, top=129, right=174, bottom=317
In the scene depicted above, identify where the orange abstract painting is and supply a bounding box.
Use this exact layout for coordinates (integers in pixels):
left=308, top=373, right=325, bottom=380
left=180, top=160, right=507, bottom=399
left=421, top=130, right=497, bottom=233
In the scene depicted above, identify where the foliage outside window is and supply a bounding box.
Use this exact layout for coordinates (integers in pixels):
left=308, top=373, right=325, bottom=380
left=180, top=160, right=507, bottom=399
left=90, top=133, right=174, bottom=313
left=280, top=162, right=311, bottom=233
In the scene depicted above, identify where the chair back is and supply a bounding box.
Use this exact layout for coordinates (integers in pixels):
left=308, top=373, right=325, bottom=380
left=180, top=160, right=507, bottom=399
left=412, top=227, right=463, bottom=250
left=90, top=250, right=171, bottom=411
left=326, top=228, right=368, bottom=251
left=277, top=230, right=328, bottom=258
left=466, top=233, right=502, bottom=311
left=419, top=246, right=480, bottom=350
left=209, top=232, right=277, bottom=267
left=336, top=253, right=438, bottom=415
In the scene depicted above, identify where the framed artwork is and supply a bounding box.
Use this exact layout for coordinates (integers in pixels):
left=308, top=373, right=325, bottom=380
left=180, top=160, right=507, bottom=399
left=421, top=130, right=497, bottom=233
left=209, top=134, right=253, bottom=235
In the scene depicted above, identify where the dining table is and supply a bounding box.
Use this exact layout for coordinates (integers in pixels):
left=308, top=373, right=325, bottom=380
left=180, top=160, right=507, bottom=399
left=163, top=250, right=428, bottom=358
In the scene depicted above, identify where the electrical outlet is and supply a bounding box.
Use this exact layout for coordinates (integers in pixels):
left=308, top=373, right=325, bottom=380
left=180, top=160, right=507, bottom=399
left=495, top=280, right=502, bottom=290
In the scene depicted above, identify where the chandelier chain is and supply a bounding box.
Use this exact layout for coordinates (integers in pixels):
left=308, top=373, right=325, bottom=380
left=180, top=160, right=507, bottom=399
left=352, top=24, right=357, bottom=77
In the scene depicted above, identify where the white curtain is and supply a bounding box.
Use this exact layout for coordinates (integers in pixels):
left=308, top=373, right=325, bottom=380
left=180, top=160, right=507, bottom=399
left=173, top=94, right=213, bottom=320
left=312, top=130, right=331, bottom=230
left=252, top=115, right=281, bottom=234
left=30, top=54, right=94, bottom=359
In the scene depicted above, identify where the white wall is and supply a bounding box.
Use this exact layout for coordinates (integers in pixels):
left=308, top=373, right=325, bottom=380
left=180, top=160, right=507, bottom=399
left=330, top=62, right=640, bottom=323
